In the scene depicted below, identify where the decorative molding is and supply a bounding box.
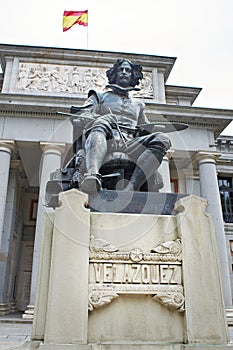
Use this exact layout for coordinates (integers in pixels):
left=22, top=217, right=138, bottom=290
left=90, top=283, right=183, bottom=295
left=89, top=239, right=182, bottom=263
left=88, top=284, right=185, bottom=312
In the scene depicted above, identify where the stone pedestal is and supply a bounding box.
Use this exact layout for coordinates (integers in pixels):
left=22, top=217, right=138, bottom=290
left=31, top=190, right=232, bottom=349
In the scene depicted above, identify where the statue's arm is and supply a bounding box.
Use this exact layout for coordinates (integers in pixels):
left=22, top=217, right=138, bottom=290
left=137, top=101, right=150, bottom=125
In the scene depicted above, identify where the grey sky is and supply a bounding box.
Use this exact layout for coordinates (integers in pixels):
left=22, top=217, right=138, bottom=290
left=0, top=0, right=232, bottom=134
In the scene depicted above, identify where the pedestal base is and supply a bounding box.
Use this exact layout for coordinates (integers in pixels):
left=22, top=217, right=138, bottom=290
left=0, top=303, right=10, bottom=315
left=31, top=190, right=232, bottom=349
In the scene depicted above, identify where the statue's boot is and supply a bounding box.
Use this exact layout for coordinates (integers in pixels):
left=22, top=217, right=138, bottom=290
left=80, top=173, right=102, bottom=193
left=80, top=131, right=107, bottom=193
left=122, top=147, right=166, bottom=191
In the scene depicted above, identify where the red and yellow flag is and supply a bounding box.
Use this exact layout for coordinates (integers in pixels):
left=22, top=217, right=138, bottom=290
left=62, top=10, right=88, bottom=32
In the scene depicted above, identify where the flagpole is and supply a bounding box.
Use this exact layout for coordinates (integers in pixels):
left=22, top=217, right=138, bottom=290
left=86, top=24, right=89, bottom=49
left=86, top=10, right=89, bottom=49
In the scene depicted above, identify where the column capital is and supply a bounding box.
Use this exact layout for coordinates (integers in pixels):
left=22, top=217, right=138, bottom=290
left=0, top=140, right=14, bottom=154
left=193, top=151, right=222, bottom=165
left=40, top=142, right=66, bottom=155
left=164, top=149, right=175, bottom=161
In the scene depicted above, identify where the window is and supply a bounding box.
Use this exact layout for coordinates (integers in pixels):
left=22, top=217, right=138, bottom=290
left=218, top=177, right=233, bottom=223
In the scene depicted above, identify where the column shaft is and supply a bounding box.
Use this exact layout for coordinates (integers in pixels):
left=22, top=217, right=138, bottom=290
left=0, top=141, right=14, bottom=315
left=198, top=152, right=232, bottom=307
left=159, top=151, right=173, bottom=193
left=0, top=142, right=14, bottom=245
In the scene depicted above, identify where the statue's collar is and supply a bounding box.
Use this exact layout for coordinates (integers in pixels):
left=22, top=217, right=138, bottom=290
left=106, top=84, right=140, bottom=97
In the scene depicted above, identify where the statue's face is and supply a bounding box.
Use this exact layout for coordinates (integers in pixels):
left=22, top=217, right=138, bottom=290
left=115, top=61, right=132, bottom=87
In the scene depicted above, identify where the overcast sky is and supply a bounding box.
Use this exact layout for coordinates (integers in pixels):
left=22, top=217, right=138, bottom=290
left=0, top=0, right=233, bottom=134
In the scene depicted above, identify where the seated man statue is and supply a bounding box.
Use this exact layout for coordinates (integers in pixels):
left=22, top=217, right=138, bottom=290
left=77, top=58, right=171, bottom=193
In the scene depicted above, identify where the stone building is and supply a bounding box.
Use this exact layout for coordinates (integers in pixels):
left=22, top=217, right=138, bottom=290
left=0, top=43, right=233, bottom=318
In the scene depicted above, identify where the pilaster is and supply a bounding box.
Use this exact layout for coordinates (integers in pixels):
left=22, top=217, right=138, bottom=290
left=152, top=68, right=166, bottom=103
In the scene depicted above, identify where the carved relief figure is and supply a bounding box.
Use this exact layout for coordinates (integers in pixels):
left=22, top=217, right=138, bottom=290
left=17, top=63, right=153, bottom=97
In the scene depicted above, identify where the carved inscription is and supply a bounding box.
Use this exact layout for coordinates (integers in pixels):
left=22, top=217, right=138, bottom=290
left=91, top=263, right=181, bottom=285
left=88, top=239, right=184, bottom=312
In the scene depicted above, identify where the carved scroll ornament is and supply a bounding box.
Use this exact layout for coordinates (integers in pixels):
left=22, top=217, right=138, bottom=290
left=88, top=290, right=119, bottom=311
left=153, top=291, right=185, bottom=312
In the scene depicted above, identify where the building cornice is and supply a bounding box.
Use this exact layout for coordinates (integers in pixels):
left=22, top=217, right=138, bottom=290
left=145, top=103, right=233, bottom=137
left=0, top=44, right=176, bottom=82
left=165, top=85, right=202, bottom=105
left=0, top=93, right=232, bottom=136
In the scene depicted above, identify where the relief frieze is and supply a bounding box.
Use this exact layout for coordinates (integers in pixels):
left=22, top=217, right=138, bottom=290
left=16, top=62, right=154, bottom=98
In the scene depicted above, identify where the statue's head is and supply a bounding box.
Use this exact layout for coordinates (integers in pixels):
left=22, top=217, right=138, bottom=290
left=106, top=58, right=143, bottom=88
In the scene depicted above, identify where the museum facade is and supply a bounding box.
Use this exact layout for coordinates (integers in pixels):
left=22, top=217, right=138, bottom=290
left=0, top=44, right=233, bottom=318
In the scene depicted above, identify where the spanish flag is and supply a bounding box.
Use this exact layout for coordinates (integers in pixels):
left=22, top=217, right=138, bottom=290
left=62, top=10, right=88, bottom=32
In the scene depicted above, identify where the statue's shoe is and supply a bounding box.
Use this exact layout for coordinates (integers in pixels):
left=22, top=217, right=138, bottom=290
left=80, top=173, right=102, bottom=193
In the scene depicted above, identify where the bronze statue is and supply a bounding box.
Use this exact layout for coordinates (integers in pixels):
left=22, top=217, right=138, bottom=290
left=72, top=58, right=171, bottom=193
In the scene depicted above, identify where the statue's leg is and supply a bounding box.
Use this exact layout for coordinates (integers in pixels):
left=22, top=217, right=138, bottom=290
left=123, top=133, right=171, bottom=192
left=85, top=130, right=108, bottom=174
left=80, top=130, right=108, bottom=193
left=122, top=147, right=166, bottom=191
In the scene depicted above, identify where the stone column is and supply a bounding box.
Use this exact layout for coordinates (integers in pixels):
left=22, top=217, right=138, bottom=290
left=0, top=141, right=15, bottom=315
left=197, top=151, right=232, bottom=307
left=0, top=140, right=14, bottom=315
left=159, top=150, right=174, bottom=193
left=0, top=141, right=14, bottom=245
left=177, top=170, right=186, bottom=194
left=0, top=161, right=22, bottom=315
left=23, top=142, right=66, bottom=319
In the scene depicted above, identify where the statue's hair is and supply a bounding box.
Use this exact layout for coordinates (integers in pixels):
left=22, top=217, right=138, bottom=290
left=106, top=58, right=143, bottom=87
